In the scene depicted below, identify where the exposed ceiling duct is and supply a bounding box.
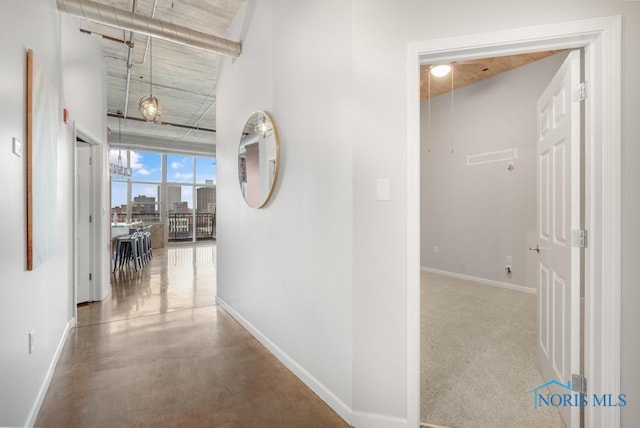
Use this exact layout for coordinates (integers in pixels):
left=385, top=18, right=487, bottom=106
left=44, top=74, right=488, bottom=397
left=56, top=0, right=242, bottom=58
left=122, top=0, right=140, bottom=119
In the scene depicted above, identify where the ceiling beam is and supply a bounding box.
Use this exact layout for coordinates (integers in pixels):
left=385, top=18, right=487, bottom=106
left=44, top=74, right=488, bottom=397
left=108, top=113, right=216, bottom=133
left=111, top=130, right=216, bottom=157
left=57, top=0, right=242, bottom=57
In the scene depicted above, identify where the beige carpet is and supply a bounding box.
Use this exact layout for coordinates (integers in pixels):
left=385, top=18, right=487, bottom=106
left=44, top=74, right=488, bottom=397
left=421, top=271, right=565, bottom=427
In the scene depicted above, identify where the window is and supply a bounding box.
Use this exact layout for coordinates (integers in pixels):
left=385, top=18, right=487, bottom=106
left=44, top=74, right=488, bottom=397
left=111, top=150, right=162, bottom=224
left=196, top=157, right=216, bottom=185
left=131, top=151, right=161, bottom=182
left=167, top=154, right=194, bottom=183
left=110, top=151, right=217, bottom=242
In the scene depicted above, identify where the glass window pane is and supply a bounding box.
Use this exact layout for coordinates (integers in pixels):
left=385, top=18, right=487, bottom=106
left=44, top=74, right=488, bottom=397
left=196, top=186, right=216, bottom=213
left=111, top=181, right=127, bottom=223
left=166, top=185, right=193, bottom=213
left=131, top=151, right=162, bottom=182
left=168, top=185, right=193, bottom=242
left=195, top=157, right=216, bottom=185
left=195, top=186, right=216, bottom=241
left=167, top=154, right=194, bottom=183
left=131, top=183, right=160, bottom=223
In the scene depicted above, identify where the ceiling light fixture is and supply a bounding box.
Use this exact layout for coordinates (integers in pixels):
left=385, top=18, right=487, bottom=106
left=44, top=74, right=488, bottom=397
left=254, top=116, right=273, bottom=138
left=138, top=37, right=162, bottom=122
left=430, top=64, right=452, bottom=78
left=109, top=117, right=132, bottom=177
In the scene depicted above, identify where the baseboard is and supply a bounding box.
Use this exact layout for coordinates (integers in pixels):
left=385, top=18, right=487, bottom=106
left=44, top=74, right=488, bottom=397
left=25, top=317, right=76, bottom=427
left=215, top=297, right=353, bottom=425
left=420, top=423, right=453, bottom=428
left=420, top=266, right=536, bottom=295
left=351, top=411, right=408, bottom=428
left=100, top=282, right=110, bottom=301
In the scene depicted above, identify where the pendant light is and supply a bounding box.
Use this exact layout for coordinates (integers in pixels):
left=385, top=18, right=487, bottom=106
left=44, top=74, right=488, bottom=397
left=254, top=114, right=273, bottom=138
left=109, top=117, right=132, bottom=177
left=138, top=37, right=162, bottom=122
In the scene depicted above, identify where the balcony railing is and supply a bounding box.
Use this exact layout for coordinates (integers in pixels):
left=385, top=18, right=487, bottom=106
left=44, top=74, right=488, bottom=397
left=112, top=213, right=160, bottom=224
left=168, top=213, right=216, bottom=241
left=111, top=212, right=216, bottom=242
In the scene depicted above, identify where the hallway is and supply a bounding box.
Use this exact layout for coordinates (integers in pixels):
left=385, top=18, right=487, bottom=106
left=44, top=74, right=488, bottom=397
left=36, top=244, right=347, bottom=427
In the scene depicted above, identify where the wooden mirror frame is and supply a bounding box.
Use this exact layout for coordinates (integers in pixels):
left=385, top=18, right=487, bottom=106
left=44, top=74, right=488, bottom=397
left=237, top=111, right=280, bottom=208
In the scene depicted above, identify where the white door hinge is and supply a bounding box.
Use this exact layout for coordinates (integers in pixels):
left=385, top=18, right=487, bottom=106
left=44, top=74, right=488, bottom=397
left=572, top=374, right=587, bottom=393
left=572, top=82, right=586, bottom=102
left=572, top=229, right=588, bottom=248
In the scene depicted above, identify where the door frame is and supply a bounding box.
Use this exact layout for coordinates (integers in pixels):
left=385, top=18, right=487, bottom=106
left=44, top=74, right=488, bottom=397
left=72, top=124, right=103, bottom=318
left=75, top=137, right=95, bottom=305
left=406, top=16, right=621, bottom=428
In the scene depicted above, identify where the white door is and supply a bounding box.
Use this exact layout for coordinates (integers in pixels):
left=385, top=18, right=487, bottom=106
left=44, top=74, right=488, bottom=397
left=535, top=50, right=582, bottom=427
left=76, top=143, right=93, bottom=304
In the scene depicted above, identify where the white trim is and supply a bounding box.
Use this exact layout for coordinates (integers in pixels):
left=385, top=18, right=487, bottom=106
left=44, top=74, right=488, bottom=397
left=420, top=424, right=452, bottom=428
left=406, top=39, right=421, bottom=428
left=100, top=284, right=110, bottom=301
left=407, top=16, right=621, bottom=428
left=25, top=318, right=76, bottom=427
left=74, top=124, right=105, bottom=303
left=72, top=124, right=79, bottom=321
left=583, top=15, right=622, bottom=428
left=420, top=266, right=536, bottom=295
left=352, top=411, right=407, bottom=428
left=215, top=297, right=353, bottom=425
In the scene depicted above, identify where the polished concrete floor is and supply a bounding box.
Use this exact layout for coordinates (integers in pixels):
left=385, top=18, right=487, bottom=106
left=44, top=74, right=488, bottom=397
left=36, top=243, right=347, bottom=427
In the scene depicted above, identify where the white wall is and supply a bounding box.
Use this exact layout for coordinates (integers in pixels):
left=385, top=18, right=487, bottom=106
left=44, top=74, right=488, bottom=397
left=2, top=1, right=636, bottom=427
left=0, top=0, right=105, bottom=425
left=220, top=1, right=640, bottom=426
left=61, top=13, right=110, bottom=301
left=352, top=1, right=640, bottom=425
left=61, top=14, right=106, bottom=145
left=216, top=0, right=354, bottom=421
left=420, top=53, right=569, bottom=290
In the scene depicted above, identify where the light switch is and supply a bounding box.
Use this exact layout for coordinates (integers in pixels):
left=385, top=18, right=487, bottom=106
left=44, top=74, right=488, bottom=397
left=376, top=178, right=391, bottom=201
left=12, top=138, right=23, bottom=157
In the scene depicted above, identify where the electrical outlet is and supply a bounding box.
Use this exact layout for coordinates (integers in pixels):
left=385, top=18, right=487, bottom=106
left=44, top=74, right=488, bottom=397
left=506, top=255, right=512, bottom=267
left=433, top=246, right=439, bottom=253
left=28, top=330, right=34, bottom=355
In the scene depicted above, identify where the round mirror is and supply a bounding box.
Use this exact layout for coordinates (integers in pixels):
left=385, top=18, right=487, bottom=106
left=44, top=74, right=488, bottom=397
left=238, top=111, right=280, bottom=208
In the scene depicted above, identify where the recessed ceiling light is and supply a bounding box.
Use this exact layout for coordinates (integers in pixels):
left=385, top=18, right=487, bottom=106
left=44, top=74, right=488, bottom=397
left=430, top=64, right=452, bottom=77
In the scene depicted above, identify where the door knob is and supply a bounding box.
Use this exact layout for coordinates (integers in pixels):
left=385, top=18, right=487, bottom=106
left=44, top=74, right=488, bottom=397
left=529, top=245, right=540, bottom=253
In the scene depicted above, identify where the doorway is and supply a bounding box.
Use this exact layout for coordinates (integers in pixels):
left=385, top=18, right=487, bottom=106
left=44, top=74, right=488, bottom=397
left=75, top=139, right=94, bottom=304
left=406, top=16, right=621, bottom=428
left=73, top=125, right=105, bottom=319
left=419, top=50, right=573, bottom=427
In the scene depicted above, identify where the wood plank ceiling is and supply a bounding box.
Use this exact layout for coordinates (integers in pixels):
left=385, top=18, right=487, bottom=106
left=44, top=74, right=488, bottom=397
left=78, top=0, right=245, bottom=146
left=420, top=50, right=566, bottom=100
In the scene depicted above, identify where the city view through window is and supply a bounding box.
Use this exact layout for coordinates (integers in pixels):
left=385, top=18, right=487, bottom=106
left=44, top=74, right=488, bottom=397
left=110, top=150, right=216, bottom=242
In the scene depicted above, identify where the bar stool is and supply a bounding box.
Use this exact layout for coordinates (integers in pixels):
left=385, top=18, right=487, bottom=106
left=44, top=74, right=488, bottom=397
left=144, top=226, right=153, bottom=261
left=136, top=232, right=147, bottom=267
left=113, top=234, right=141, bottom=271
left=132, top=232, right=143, bottom=269
left=113, top=236, right=128, bottom=272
